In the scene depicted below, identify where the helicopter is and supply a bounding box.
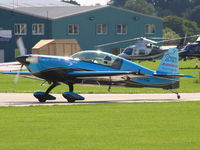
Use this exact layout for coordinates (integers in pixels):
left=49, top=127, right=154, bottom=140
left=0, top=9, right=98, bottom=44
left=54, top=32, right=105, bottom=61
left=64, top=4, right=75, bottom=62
left=97, top=35, right=200, bottom=61
left=97, top=37, right=167, bottom=61
left=118, top=37, right=166, bottom=61
left=179, top=36, right=200, bottom=60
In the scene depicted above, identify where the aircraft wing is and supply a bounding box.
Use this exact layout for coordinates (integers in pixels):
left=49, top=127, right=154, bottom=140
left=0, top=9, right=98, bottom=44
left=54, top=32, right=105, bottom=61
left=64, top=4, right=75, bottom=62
left=3, top=71, right=31, bottom=75
left=2, top=71, right=43, bottom=80
left=0, top=62, right=26, bottom=72
left=68, top=70, right=137, bottom=77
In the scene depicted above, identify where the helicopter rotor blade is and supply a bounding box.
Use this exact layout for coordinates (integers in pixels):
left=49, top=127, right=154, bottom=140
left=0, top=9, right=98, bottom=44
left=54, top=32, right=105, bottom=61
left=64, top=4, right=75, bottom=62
left=157, top=34, right=199, bottom=44
left=96, top=37, right=139, bottom=48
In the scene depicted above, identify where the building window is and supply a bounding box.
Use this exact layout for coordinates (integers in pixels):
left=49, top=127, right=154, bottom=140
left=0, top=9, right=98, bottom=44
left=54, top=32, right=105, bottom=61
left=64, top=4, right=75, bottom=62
left=96, top=24, right=107, bottom=35
left=68, top=24, right=79, bottom=35
left=14, top=24, right=27, bottom=35
left=145, top=24, right=156, bottom=34
left=32, top=24, right=44, bottom=35
left=116, top=24, right=127, bottom=35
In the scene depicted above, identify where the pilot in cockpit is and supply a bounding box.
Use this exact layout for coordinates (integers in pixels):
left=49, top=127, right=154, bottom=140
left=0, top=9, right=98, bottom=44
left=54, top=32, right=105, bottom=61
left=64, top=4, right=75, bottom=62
left=104, top=55, right=112, bottom=64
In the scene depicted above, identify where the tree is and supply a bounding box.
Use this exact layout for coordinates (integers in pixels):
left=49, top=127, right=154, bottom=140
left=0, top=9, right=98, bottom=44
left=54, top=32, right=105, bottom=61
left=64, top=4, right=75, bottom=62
left=163, top=27, right=180, bottom=40
left=109, top=0, right=127, bottom=7
left=191, top=0, right=200, bottom=7
left=62, top=0, right=80, bottom=5
left=164, top=16, right=200, bottom=37
left=146, top=0, right=193, bottom=17
left=184, top=6, right=200, bottom=27
left=124, top=0, right=157, bottom=16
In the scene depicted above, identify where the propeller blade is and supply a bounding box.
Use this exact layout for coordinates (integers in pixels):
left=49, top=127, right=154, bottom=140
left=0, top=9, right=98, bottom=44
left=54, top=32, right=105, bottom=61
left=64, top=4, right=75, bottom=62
left=13, top=64, right=23, bottom=84
left=16, top=36, right=26, bottom=56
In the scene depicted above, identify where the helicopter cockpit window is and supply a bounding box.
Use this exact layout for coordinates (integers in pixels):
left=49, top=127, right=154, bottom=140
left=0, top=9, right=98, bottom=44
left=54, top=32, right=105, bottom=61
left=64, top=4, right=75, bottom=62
left=72, top=51, right=123, bottom=69
left=146, top=43, right=152, bottom=48
left=124, top=48, right=133, bottom=55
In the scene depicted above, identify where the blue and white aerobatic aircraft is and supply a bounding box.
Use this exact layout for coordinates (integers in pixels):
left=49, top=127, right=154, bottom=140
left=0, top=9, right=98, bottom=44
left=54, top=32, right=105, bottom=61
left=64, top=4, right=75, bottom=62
left=8, top=48, right=194, bottom=103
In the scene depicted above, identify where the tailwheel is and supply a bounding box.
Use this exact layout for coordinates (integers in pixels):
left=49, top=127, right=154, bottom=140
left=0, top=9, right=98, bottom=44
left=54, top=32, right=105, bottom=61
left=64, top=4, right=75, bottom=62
left=169, top=89, right=181, bottom=100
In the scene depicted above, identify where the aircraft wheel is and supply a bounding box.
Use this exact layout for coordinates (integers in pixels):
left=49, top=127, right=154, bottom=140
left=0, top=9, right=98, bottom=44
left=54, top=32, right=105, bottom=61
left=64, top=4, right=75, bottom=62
left=34, top=92, right=47, bottom=103
left=67, top=98, right=76, bottom=103
left=38, top=97, right=47, bottom=103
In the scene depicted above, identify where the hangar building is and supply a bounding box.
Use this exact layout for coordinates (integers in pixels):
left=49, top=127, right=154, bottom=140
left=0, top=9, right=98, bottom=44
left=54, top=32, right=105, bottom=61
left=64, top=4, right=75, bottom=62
left=0, top=0, right=163, bottom=62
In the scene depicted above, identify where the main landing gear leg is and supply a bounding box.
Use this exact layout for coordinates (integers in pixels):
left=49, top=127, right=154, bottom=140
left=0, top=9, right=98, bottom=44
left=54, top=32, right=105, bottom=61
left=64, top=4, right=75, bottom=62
left=169, top=89, right=181, bottom=99
left=34, top=82, right=59, bottom=103
left=62, top=82, right=85, bottom=103
left=68, top=82, right=74, bottom=92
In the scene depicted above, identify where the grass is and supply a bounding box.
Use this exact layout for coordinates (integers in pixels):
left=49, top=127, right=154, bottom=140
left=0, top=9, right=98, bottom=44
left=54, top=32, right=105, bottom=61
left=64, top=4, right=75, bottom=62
left=0, top=59, right=200, bottom=93
left=0, top=102, right=200, bottom=150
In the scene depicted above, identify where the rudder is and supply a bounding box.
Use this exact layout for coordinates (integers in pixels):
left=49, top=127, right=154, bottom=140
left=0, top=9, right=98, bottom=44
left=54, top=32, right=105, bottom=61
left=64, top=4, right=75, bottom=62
left=156, top=48, right=179, bottom=74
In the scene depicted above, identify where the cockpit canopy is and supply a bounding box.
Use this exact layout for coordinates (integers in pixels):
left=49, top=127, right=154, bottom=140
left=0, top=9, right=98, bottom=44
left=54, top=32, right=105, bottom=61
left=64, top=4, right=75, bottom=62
left=71, top=51, right=122, bottom=69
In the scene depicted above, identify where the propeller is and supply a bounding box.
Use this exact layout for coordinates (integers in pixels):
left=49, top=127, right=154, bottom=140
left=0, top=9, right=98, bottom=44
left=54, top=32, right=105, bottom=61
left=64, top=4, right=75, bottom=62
left=14, top=37, right=39, bottom=84
left=13, top=64, right=23, bottom=84
left=13, top=36, right=27, bottom=84
left=16, top=36, right=26, bottom=56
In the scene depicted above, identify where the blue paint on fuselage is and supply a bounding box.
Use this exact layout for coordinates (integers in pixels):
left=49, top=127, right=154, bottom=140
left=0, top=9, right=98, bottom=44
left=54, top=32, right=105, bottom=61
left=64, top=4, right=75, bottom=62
left=27, top=55, right=154, bottom=76
left=24, top=54, right=178, bottom=88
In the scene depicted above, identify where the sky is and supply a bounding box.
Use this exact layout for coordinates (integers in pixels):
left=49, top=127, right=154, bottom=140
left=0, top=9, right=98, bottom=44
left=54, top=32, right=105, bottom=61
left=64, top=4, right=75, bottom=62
left=75, top=0, right=110, bottom=6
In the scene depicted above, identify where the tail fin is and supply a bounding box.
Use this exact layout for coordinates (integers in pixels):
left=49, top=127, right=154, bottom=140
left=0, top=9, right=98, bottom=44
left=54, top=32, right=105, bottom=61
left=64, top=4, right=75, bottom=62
left=155, top=48, right=194, bottom=78
left=157, top=48, right=179, bottom=74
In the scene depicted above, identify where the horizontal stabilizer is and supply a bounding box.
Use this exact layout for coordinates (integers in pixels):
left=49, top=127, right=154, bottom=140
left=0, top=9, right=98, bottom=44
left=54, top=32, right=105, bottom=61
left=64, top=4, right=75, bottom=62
left=154, top=73, right=195, bottom=78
